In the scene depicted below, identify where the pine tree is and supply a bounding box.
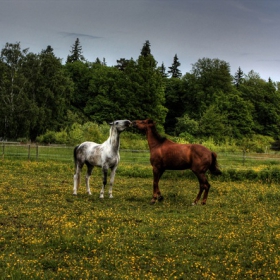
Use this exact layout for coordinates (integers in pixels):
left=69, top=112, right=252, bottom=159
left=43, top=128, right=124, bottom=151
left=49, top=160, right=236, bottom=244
left=168, top=54, right=182, bottom=78
left=95, top=57, right=101, bottom=64
left=66, top=38, right=85, bottom=63
left=115, top=58, right=129, bottom=71
left=234, top=67, right=244, bottom=88
left=158, top=62, right=168, bottom=78
left=102, top=58, right=107, bottom=66
left=140, top=40, right=151, bottom=57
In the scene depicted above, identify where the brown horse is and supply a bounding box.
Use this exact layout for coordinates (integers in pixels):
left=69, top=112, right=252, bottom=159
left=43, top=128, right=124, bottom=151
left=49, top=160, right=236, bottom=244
left=132, top=119, right=221, bottom=205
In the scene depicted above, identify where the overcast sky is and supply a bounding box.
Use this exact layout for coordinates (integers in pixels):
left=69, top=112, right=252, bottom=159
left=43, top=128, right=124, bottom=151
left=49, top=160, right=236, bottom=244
left=1, top=0, right=279, bottom=81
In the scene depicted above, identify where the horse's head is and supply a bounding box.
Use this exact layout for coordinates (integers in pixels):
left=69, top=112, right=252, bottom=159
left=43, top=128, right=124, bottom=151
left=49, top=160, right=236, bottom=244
left=132, top=119, right=155, bottom=131
left=110, top=120, right=131, bottom=132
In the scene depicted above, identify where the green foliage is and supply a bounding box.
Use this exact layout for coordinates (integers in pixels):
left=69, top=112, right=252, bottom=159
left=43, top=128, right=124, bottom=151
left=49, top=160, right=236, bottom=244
left=164, top=77, right=186, bottom=134
left=175, top=114, right=199, bottom=137
left=37, top=122, right=105, bottom=145
left=36, top=130, right=56, bottom=144
left=236, top=134, right=274, bottom=153
left=0, top=43, right=74, bottom=141
left=198, top=104, right=228, bottom=141
left=36, top=122, right=147, bottom=148
left=1, top=41, right=280, bottom=145
left=239, top=71, right=280, bottom=137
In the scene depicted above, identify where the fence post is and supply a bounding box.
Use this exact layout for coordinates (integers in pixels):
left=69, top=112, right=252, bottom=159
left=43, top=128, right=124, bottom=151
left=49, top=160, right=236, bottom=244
left=242, top=149, right=246, bottom=166
left=2, top=144, right=4, bottom=159
left=36, top=145, right=39, bottom=161
left=28, top=145, right=31, bottom=160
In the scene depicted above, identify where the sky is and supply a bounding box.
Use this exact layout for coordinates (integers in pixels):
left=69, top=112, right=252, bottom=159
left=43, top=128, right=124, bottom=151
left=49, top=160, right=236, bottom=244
left=1, top=0, right=280, bottom=81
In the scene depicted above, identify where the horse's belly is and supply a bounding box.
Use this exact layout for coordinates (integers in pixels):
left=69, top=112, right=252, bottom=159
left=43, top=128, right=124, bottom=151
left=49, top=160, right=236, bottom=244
left=165, top=162, right=191, bottom=170
left=151, top=158, right=191, bottom=170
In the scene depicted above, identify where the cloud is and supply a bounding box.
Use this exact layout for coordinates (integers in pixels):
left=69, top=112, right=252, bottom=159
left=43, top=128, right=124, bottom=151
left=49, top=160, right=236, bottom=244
left=58, top=32, right=103, bottom=40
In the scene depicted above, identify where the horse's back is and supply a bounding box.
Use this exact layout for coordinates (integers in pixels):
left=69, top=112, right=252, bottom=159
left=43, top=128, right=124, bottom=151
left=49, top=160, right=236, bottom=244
left=75, top=141, right=101, bottom=164
left=151, top=141, right=192, bottom=170
left=151, top=142, right=214, bottom=171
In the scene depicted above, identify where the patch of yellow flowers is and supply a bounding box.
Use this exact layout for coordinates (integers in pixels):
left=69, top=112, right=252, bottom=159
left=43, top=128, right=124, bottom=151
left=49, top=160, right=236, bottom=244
left=0, top=159, right=280, bottom=279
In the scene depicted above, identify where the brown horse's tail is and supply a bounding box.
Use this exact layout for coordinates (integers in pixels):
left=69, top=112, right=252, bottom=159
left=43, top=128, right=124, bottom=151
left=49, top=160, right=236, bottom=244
left=209, top=152, right=222, bottom=175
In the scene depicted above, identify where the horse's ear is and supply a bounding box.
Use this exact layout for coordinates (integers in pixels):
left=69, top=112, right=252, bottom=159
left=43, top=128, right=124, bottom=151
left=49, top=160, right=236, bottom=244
left=109, top=118, right=115, bottom=125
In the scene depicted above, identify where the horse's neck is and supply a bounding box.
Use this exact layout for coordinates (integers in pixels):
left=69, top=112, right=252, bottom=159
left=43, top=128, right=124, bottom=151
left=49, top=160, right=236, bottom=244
left=146, top=127, right=162, bottom=150
left=108, top=127, right=120, bottom=152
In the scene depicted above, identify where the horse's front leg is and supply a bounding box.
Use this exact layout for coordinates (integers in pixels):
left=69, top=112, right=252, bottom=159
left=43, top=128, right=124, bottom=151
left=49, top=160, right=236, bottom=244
left=108, top=165, right=117, bottom=198
left=151, top=167, right=164, bottom=204
left=100, top=167, right=108, bottom=199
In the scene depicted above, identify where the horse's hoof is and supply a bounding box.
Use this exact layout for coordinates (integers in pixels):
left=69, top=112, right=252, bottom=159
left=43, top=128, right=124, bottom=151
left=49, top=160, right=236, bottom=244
left=100, top=195, right=104, bottom=199
left=158, top=195, right=164, bottom=202
left=150, top=199, right=156, bottom=205
left=73, top=193, right=77, bottom=196
left=192, top=202, right=197, bottom=206
left=109, top=195, right=113, bottom=199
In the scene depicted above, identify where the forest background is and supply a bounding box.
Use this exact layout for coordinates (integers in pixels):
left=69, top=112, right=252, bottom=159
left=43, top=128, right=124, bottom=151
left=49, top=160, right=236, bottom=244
left=1, top=39, right=280, bottom=151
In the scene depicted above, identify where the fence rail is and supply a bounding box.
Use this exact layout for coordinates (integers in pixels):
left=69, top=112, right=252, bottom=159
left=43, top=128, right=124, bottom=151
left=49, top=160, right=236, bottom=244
left=1, top=143, right=280, bottom=170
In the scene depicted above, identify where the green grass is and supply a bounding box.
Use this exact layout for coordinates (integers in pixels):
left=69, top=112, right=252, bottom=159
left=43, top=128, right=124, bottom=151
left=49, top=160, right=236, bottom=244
left=0, top=159, right=280, bottom=279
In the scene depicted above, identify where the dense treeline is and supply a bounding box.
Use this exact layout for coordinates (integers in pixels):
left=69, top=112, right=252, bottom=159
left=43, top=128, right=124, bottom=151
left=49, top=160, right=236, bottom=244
left=1, top=39, right=280, bottom=146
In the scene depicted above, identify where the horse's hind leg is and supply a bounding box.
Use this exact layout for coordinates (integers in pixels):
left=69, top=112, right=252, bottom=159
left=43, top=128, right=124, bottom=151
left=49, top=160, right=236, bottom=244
left=193, top=185, right=204, bottom=205
left=73, top=165, right=82, bottom=195
left=201, top=181, right=211, bottom=205
left=85, top=164, right=94, bottom=195
left=193, top=172, right=210, bottom=205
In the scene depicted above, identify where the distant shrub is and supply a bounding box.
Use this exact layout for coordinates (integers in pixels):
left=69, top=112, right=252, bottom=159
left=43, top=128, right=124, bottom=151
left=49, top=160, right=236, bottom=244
left=36, top=130, right=56, bottom=144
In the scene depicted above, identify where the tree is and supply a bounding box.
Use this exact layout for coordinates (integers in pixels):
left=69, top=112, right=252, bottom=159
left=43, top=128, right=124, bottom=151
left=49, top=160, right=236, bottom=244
left=168, top=54, right=182, bottom=78
left=140, top=40, right=151, bottom=57
left=66, top=38, right=85, bottom=63
left=210, top=89, right=254, bottom=139
left=175, top=114, right=199, bottom=140
left=164, top=77, right=185, bottom=134
left=84, top=41, right=168, bottom=128
left=234, top=66, right=244, bottom=88
left=132, top=44, right=167, bottom=126
left=240, top=71, right=280, bottom=137
left=183, top=58, right=232, bottom=120
left=65, top=60, right=93, bottom=119
left=198, top=104, right=228, bottom=141
left=0, top=42, right=33, bottom=139
left=158, top=62, right=168, bottom=78
left=84, top=64, right=123, bottom=122
left=22, top=46, right=74, bottom=140
left=115, top=58, right=130, bottom=71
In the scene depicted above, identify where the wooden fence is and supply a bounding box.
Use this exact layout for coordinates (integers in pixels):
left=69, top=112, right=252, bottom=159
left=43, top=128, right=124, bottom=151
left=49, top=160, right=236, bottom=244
left=1, top=143, right=280, bottom=170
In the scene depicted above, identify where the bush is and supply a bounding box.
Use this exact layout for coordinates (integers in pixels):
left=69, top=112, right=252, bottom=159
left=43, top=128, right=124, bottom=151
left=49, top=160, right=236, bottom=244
left=36, top=130, right=56, bottom=144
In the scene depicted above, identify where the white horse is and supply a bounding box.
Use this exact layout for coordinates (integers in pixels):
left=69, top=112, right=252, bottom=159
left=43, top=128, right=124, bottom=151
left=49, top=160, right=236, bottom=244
left=73, top=120, right=131, bottom=198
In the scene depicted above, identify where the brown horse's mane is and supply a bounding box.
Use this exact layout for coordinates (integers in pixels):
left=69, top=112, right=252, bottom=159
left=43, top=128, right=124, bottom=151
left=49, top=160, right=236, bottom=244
left=150, top=123, right=167, bottom=143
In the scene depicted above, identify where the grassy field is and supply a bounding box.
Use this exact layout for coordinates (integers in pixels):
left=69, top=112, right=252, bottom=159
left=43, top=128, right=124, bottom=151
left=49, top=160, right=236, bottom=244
left=0, top=159, right=280, bottom=279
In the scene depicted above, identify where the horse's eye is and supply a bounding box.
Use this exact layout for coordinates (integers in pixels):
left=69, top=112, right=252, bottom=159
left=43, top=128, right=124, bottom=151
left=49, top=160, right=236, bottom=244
left=115, top=122, right=118, bottom=125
